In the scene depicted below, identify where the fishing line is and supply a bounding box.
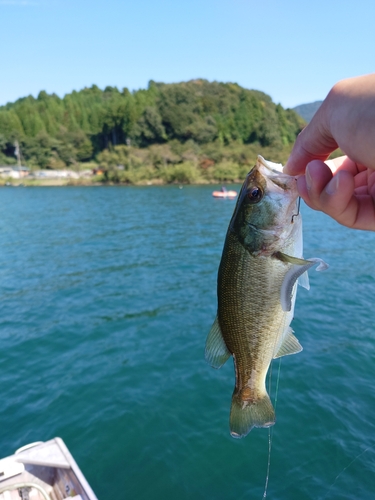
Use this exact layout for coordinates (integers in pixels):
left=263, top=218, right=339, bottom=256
left=323, top=444, right=375, bottom=499
left=262, top=358, right=282, bottom=499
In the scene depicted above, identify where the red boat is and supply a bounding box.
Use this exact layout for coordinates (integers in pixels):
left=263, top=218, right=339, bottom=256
left=212, top=187, right=237, bottom=198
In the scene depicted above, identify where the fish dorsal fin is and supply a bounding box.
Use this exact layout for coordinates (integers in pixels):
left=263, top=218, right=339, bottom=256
left=205, top=315, right=231, bottom=368
left=276, top=252, right=329, bottom=312
left=273, top=328, right=303, bottom=359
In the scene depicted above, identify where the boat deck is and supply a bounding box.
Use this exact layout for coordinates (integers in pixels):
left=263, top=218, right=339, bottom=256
left=0, top=438, right=97, bottom=500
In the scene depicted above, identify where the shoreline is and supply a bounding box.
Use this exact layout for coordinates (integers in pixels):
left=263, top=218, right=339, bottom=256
left=0, top=178, right=242, bottom=187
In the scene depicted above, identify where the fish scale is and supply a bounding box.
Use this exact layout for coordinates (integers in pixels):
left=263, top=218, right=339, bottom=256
left=219, top=233, right=289, bottom=386
left=205, top=156, right=328, bottom=438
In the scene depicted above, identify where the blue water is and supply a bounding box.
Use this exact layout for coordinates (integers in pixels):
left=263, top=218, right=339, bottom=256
left=1, top=185, right=375, bottom=499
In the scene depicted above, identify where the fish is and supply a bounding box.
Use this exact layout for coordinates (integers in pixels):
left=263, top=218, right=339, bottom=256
left=205, top=155, right=327, bottom=438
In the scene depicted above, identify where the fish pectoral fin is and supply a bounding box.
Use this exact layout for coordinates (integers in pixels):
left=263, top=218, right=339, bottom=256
left=279, top=258, right=315, bottom=311
left=306, top=257, right=329, bottom=272
left=274, top=251, right=313, bottom=266
left=277, top=252, right=329, bottom=312
left=298, top=270, right=310, bottom=290
left=298, top=257, right=329, bottom=290
left=205, top=315, right=231, bottom=369
left=274, top=328, right=303, bottom=358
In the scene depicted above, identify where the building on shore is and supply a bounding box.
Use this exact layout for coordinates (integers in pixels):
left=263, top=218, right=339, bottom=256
left=0, top=166, right=30, bottom=179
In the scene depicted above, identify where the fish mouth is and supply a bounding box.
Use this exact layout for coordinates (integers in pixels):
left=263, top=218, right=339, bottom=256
left=254, top=156, right=300, bottom=233
left=256, top=155, right=296, bottom=192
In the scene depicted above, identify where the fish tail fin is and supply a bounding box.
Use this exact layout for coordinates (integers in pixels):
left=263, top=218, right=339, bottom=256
left=229, top=392, right=275, bottom=438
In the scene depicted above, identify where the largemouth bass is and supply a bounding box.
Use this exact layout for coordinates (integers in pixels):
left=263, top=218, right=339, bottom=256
left=205, top=156, right=327, bottom=438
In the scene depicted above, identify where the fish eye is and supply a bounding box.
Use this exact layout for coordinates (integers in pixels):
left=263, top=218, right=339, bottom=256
left=247, top=186, right=263, bottom=203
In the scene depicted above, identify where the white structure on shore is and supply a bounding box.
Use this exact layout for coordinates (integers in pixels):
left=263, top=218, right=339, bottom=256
left=32, top=170, right=80, bottom=179
left=0, top=166, right=94, bottom=180
left=0, top=166, right=29, bottom=179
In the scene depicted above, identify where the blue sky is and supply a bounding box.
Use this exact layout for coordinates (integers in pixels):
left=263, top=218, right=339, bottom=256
left=0, top=0, right=374, bottom=108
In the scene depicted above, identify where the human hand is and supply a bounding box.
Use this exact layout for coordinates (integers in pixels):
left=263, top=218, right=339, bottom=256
left=295, top=156, right=375, bottom=231
left=284, top=74, right=375, bottom=230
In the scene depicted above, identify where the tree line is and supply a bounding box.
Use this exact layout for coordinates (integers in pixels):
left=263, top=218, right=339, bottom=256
left=0, top=79, right=305, bottom=182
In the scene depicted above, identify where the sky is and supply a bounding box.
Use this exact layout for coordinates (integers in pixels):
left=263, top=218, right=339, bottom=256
left=0, top=0, right=374, bottom=108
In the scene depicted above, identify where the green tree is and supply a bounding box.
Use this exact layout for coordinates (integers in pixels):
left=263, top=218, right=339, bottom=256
left=0, top=79, right=304, bottom=171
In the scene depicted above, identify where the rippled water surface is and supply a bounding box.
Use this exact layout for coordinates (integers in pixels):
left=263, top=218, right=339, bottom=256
left=1, top=185, right=375, bottom=499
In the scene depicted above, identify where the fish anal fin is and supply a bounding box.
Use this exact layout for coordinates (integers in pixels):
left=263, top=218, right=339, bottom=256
left=205, top=315, right=231, bottom=369
left=230, top=392, right=275, bottom=438
left=274, top=328, right=303, bottom=359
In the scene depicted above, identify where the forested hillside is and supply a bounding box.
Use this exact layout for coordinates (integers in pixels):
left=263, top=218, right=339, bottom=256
left=0, top=80, right=305, bottom=183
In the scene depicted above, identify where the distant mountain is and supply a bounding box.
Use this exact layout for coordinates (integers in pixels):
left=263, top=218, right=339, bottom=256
left=292, top=101, right=323, bottom=123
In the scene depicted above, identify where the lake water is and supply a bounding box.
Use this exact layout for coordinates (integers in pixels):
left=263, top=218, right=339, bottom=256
left=1, top=185, right=375, bottom=499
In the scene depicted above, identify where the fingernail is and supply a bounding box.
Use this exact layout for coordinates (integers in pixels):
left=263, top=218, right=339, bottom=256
left=305, top=165, right=312, bottom=191
left=326, top=175, right=339, bottom=195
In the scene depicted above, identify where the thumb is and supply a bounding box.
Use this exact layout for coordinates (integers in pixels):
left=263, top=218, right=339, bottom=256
left=284, top=107, right=338, bottom=176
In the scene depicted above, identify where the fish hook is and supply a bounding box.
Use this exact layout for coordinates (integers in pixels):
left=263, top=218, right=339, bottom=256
left=291, top=197, right=301, bottom=223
